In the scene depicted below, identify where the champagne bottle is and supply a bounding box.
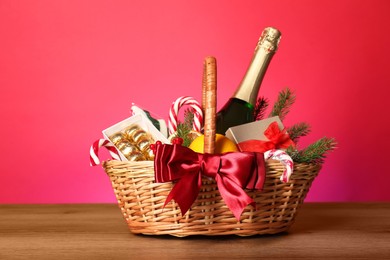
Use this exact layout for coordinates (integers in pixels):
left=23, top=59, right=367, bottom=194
left=216, top=27, right=281, bottom=134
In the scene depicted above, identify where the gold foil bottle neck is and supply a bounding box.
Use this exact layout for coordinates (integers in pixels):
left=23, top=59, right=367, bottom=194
left=256, top=27, right=281, bottom=53
left=232, top=27, right=281, bottom=106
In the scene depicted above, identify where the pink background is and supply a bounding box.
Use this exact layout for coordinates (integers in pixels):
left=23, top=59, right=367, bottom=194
left=1, top=0, right=389, bottom=204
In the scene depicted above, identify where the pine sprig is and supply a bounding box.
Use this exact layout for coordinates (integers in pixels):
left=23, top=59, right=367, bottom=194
left=287, top=122, right=311, bottom=144
left=175, top=109, right=196, bottom=147
left=253, top=96, right=269, bottom=121
left=183, top=109, right=194, bottom=128
left=269, top=87, right=296, bottom=121
left=286, top=137, right=337, bottom=164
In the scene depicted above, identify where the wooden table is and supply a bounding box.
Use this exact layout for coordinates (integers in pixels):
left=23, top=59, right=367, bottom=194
left=1, top=203, right=389, bottom=259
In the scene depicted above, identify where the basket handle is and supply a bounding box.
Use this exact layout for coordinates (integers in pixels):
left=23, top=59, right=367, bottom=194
left=202, top=56, right=217, bottom=154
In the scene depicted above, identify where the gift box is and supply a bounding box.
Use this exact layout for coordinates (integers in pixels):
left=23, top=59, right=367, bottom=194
left=102, top=114, right=168, bottom=161
left=225, top=116, right=284, bottom=143
left=225, top=116, right=295, bottom=153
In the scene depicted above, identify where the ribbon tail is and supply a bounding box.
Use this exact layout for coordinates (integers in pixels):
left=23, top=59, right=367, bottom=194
left=245, top=152, right=266, bottom=190
left=274, top=130, right=295, bottom=149
left=163, top=171, right=202, bottom=216
left=215, top=175, right=255, bottom=221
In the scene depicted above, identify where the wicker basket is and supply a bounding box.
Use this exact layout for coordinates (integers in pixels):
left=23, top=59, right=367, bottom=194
left=102, top=57, right=321, bottom=236
left=104, top=160, right=320, bottom=236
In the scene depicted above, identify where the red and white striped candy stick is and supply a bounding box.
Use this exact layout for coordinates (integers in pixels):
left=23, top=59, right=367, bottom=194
left=264, top=149, right=294, bottom=183
left=90, top=139, right=121, bottom=166
left=168, top=96, right=203, bottom=135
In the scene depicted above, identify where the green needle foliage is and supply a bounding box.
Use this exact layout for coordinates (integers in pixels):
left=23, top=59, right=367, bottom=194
left=269, top=87, right=296, bottom=121
left=253, top=96, right=269, bottom=121
left=286, top=137, right=337, bottom=164
left=266, top=87, right=337, bottom=163
left=287, top=122, right=311, bottom=144
left=175, top=109, right=196, bottom=147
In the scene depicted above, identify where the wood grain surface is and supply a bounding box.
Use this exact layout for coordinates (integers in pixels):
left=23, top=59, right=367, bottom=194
left=0, top=203, right=389, bottom=259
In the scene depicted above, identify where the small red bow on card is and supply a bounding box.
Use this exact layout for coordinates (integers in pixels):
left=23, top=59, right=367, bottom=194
left=238, top=122, right=295, bottom=153
left=152, top=142, right=266, bottom=220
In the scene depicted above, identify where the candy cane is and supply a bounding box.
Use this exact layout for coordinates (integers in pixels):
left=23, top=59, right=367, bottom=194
left=168, top=96, right=203, bottom=135
left=264, top=149, right=294, bottom=183
left=90, top=139, right=121, bottom=166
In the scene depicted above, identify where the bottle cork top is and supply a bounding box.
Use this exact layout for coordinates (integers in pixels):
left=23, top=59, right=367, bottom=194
left=256, top=27, right=282, bottom=53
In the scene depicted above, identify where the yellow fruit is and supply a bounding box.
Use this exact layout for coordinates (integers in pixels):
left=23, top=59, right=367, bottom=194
left=189, top=134, right=238, bottom=154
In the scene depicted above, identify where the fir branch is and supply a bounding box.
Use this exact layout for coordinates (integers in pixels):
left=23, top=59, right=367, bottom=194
left=287, top=137, right=337, bottom=164
left=175, top=109, right=196, bottom=147
left=287, top=122, right=311, bottom=144
left=176, top=123, right=192, bottom=147
left=286, top=145, right=300, bottom=161
left=269, top=87, right=296, bottom=121
left=184, top=109, right=194, bottom=128
left=253, top=97, right=269, bottom=121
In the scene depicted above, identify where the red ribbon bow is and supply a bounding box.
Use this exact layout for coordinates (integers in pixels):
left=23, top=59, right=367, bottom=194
left=153, top=142, right=266, bottom=220
left=238, top=121, right=295, bottom=153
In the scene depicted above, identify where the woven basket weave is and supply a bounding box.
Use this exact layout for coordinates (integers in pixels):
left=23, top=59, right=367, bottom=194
left=102, top=57, right=321, bottom=236
left=103, top=160, right=320, bottom=236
